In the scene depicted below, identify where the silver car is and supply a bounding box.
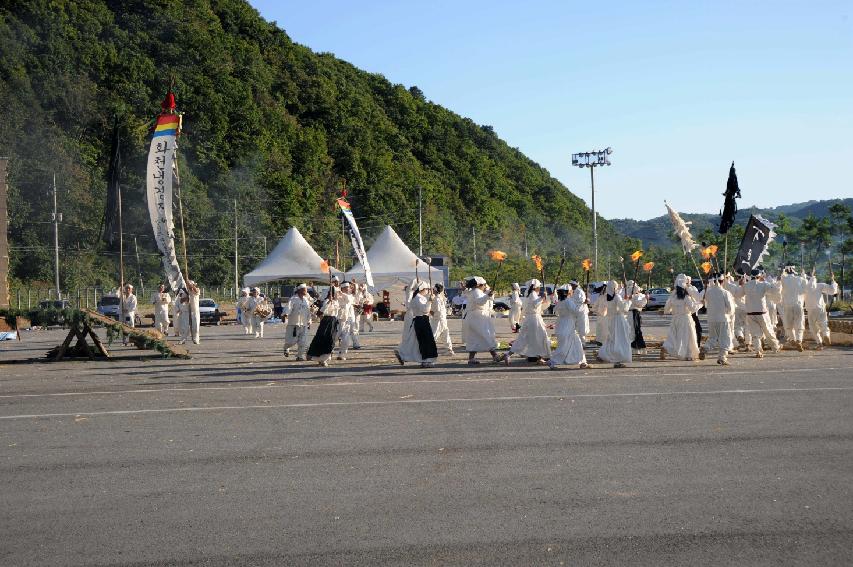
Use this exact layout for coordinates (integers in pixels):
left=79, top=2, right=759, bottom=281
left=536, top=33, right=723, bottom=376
left=645, top=288, right=671, bottom=310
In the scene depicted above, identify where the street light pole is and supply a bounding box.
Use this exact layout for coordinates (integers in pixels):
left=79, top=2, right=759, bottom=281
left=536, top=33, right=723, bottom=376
left=590, top=166, right=597, bottom=280
left=572, top=148, right=612, bottom=281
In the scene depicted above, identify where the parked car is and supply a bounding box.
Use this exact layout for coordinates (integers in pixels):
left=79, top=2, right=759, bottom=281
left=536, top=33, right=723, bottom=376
left=198, top=298, right=224, bottom=325
left=38, top=299, right=73, bottom=310
left=645, top=288, right=671, bottom=310
left=97, top=295, right=142, bottom=325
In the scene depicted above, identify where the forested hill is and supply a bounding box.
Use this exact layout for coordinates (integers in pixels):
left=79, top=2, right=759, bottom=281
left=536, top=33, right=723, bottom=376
left=0, top=0, right=632, bottom=289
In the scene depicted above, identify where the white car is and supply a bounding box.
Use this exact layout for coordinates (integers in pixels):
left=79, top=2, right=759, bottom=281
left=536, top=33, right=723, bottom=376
left=198, top=298, right=224, bottom=325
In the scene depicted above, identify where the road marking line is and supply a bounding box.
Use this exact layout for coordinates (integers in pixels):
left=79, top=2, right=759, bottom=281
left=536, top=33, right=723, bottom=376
left=1, top=386, right=851, bottom=420
left=0, top=366, right=847, bottom=400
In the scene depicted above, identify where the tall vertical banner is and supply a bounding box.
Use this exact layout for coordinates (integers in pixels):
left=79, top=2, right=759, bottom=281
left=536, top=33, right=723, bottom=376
left=145, top=96, right=186, bottom=292
left=733, top=215, right=776, bottom=275
left=336, top=197, right=373, bottom=287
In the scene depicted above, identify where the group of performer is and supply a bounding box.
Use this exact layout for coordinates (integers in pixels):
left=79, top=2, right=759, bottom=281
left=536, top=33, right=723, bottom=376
left=121, top=263, right=837, bottom=369
left=112, top=280, right=200, bottom=346
left=382, top=265, right=837, bottom=370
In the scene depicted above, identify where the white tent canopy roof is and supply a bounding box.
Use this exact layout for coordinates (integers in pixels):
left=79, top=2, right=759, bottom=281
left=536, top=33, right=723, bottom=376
left=243, top=227, right=342, bottom=286
left=346, top=225, right=442, bottom=289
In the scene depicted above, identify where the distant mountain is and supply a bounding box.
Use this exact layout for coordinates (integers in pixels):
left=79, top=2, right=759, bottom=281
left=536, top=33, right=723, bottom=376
left=610, top=198, right=853, bottom=248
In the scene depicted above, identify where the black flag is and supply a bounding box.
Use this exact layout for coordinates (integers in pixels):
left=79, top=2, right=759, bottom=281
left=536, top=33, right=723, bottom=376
left=733, top=215, right=776, bottom=275
left=718, top=161, right=741, bottom=234
left=102, top=117, right=121, bottom=248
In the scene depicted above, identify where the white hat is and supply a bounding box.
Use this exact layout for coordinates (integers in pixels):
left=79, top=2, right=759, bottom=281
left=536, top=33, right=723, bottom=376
left=557, top=284, right=570, bottom=291
left=528, top=278, right=542, bottom=289
left=605, top=280, right=618, bottom=296
left=568, top=280, right=579, bottom=286
left=473, top=276, right=486, bottom=285
left=414, top=281, right=430, bottom=292
left=675, top=274, right=690, bottom=288
left=341, top=281, right=352, bottom=288
left=512, top=282, right=520, bottom=290
left=124, top=283, right=133, bottom=289
left=296, top=283, right=308, bottom=291
left=331, top=275, right=340, bottom=282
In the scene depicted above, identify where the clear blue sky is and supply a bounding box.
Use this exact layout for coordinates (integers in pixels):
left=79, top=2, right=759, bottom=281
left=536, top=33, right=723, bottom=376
left=251, top=0, right=852, bottom=220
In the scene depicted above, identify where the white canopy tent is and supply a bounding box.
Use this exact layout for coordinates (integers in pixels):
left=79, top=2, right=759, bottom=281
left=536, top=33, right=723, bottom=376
left=346, top=225, right=443, bottom=290
left=243, top=227, right=342, bottom=286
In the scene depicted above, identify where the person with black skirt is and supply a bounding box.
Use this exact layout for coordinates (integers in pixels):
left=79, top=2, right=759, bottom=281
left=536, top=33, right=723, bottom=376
left=307, top=286, right=340, bottom=367
left=394, top=281, right=438, bottom=368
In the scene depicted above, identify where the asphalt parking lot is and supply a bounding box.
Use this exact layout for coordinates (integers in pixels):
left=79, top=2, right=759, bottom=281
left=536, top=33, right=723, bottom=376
left=1, top=315, right=852, bottom=566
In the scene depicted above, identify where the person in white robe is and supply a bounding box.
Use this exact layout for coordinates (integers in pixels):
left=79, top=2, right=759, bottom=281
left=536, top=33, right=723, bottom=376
left=120, top=284, right=137, bottom=346
left=744, top=269, right=781, bottom=358
left=549, top=285, right=588, bottom=369
left=185, top=280, right=201, bottom=345
left=151, top=284, right=172, bottom=335
left=726, top=274, right=750, bottom=350
left=661, top=274, right=701, bottom=361
left=764, top=274, right=782, bottom=337
left=503, top=279, right=552, bottom=364
left=395, top=282, right=439, bottom=367
left=462, top=276, right=500, bottom=365
left=704, top=273, right=737, bottom=365
left=246, top=287, right=267, bottom=338
left=237, top=288, right=252, bottom=335
left=568, top=280, right=590, bottom=341
left=283, top=284, right=313, bottom=360
left=175, top=289, right=191, bottom=344
left=509, top=282, right=523, bottom=333
left=804, top=273, right=838, bottom=349
left=335, top=281, right=361, bottom=360
left=430, top=283, right=454, bottom=355
left=597, top=281, right=633, bottom=367
left=357, top=284, right=375, bottom=332
left=780, top=267, right=807, bottom=350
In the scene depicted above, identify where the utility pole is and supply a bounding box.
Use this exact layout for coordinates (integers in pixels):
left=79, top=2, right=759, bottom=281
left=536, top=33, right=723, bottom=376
left=134, top=236, right=144, bottom=298
left=51, top=173, right=62, bottom=299
left=234, top=199, right=239, bottom=297
left=418, top=185, right=423, bottom=256
left=472, top=226, right=477, bottom=265
left=261, top=236, right=267, bottom=257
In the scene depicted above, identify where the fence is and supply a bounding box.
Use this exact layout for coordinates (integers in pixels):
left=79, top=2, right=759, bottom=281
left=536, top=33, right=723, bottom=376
left=7, top=284, right=292, bottom=309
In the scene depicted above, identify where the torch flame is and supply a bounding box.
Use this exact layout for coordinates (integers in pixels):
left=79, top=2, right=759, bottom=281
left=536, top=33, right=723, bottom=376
left=581, top=258, right=592, bottom=271
left=643, top=261, right=655, bottom=272
left=701, top=261, right=712, bottom=274
left=701, top=244, right=719, bottom=259
left=630, top=250, right=643, bottom=262
left=489, top=250, right=508, bottom=262
left=319, top=259, right=330, bottom=274
left=531, top=255, right=543, bottom=271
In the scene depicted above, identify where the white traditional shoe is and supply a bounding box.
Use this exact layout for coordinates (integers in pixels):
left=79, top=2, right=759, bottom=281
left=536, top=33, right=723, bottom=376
left=319, top=360, right=329, bottom=367
left=448, top=350, right=455, bottom=356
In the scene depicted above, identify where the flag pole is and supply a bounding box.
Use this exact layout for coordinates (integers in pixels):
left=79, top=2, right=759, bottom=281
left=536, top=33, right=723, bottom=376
left=117, top=169, right=125, bottom=326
